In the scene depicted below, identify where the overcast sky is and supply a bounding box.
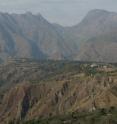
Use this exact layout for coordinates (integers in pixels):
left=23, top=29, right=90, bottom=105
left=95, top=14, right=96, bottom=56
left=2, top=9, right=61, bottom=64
left=0, top=0, right=117, bottom=26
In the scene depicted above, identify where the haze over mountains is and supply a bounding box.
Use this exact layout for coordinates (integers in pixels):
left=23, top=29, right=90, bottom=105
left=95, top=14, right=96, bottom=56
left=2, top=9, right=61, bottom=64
left=0, top=9, right=117, bottom=62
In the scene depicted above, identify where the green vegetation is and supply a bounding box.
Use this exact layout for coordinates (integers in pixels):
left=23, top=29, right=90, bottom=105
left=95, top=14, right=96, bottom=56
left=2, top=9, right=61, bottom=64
left=17, top=107, right=117, bottom=124
left=0, top=59, right=116, bottom=89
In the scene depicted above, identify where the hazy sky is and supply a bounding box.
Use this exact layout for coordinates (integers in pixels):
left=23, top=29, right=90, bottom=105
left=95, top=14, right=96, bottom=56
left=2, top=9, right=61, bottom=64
left=0, top=0, right=117, bottom=26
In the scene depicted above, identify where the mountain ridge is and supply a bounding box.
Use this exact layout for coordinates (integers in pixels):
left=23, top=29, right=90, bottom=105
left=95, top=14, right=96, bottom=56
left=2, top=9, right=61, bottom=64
left=0, top=9, right=117, bottom=62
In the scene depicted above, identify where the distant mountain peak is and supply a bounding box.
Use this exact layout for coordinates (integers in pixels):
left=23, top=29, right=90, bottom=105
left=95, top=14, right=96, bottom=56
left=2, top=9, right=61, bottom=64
left=88, top=9, right=109, bottom=14
left=86, top=9, right=117, bottom=19
left=85, top=9, right=110, bottom=19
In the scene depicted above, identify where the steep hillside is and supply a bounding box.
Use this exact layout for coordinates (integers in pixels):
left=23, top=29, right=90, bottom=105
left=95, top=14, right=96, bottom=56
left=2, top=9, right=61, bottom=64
left=0, top=12, right=77, bottom=61
left=0, top=60, right=117, bottom=123
left=67, top=9, right=117, bottom=62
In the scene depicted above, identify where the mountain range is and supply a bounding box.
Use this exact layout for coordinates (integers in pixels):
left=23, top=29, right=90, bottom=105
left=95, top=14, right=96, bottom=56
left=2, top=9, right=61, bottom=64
left=0, top=9, right=117, bottom=62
